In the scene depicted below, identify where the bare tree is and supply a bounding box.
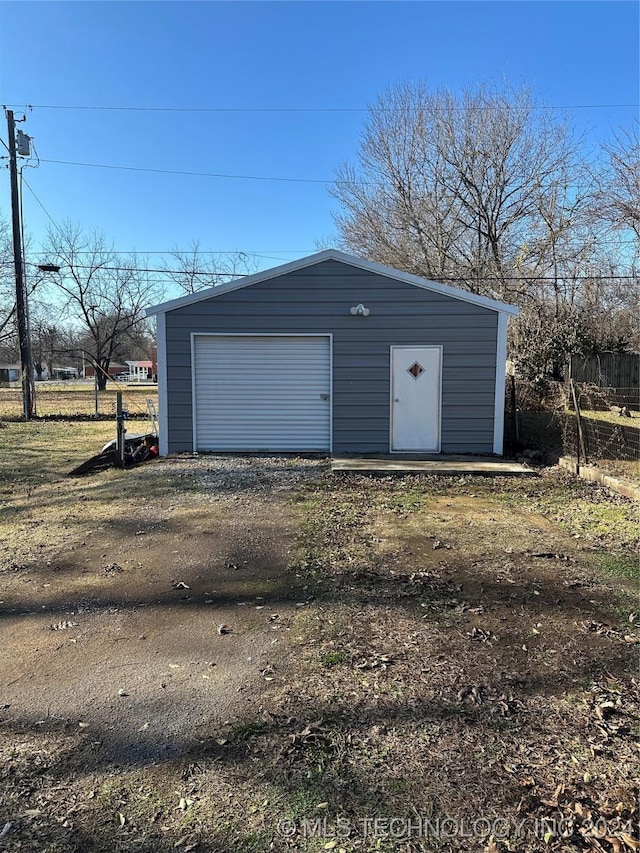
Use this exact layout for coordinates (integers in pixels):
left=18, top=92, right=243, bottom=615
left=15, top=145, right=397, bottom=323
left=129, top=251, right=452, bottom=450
left=332, top=82, right=467, bottom=283
left=331, top=82, right=584, bottom=301
left=30, top=311, right=67, bottom=380
left=42, top=223, right=163, bottom=389
left=330, top=80, right=640, bottom=379
left=164, top=241, right=257, bottom=294
left=596, top=123, right=640, bottom=240
left=0, top=217, right=16, bottom=343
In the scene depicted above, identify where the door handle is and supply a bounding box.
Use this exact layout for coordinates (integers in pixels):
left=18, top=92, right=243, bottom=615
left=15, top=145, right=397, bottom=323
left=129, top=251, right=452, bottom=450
left=394, top=398, right=400, bottom=402
left=320, top=393, right=330, bottom=400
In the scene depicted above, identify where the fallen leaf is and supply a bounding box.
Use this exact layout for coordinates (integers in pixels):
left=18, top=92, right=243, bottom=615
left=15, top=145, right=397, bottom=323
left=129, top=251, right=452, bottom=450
left=595, top=701, right=616, bottom=720
left=118, top=813, right=126, bottom=827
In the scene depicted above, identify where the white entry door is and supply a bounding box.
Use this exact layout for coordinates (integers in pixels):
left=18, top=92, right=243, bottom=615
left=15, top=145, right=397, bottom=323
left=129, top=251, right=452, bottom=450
left=391, top=346, right=442, bottom=452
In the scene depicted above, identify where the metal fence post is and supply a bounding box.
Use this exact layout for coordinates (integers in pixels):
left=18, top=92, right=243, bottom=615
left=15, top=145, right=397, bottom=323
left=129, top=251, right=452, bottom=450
left=570, top=379, right=588, bottom=472
left=510, top=374, right=520, bottom=444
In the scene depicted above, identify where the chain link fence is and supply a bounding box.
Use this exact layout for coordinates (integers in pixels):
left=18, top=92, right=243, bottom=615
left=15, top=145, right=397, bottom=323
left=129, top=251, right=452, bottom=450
left=563, top=383, right=639, bottom=470
left=505, top=376, right=639, bottom=482
left=0, top=382, right=158, bottom=421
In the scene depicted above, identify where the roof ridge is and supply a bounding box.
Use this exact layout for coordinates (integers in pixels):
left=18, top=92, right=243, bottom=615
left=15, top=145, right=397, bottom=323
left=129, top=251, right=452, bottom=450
left=145, top=249, right=518, bottom=316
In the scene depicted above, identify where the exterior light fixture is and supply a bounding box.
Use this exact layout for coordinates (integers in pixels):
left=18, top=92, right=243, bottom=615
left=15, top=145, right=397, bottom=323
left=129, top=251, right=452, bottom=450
left=350, top=303, right=370, bottom=316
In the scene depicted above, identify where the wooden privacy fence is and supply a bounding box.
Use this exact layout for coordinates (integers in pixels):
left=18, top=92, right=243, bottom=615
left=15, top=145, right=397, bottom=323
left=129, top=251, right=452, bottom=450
left=569, top=352, right=639, bottom=399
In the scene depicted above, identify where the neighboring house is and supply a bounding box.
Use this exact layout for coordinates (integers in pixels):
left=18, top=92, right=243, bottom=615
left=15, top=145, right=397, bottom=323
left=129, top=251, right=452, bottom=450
left=1, top=364, right=79, bottom=382
left=36, top=366, right=79, bottom=380
left=84, top=363, right=129, bottom=379
left=125, top=360, right=153, bottom=381
left=0, top=364, right=20, bottom=384
left=146, top=250, right=518, bottom=457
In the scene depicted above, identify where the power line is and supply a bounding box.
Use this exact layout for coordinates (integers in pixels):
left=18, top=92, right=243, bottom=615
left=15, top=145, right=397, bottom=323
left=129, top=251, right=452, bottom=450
left=36, top=157, right=617, bottom=194
left=21, top=175, right=66, bottom=235
left=40, top=158, right=333, bottom=185
left=20, top=174, right=320, bottom=258
left=24, top=260, right=245, bottom=277
left=5, top=102, right=640, bottom=113
left=37, top=249, right=319, bottom=257
left=22, top=260, right=637, bottom=283
left=53, top=237, right=640, bottom=255
left=15, top=154, right=640, bottom=286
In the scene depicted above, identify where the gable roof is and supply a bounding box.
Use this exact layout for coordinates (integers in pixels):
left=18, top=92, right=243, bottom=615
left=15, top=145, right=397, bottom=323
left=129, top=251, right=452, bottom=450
left=145, top=249, right=519, bottom=317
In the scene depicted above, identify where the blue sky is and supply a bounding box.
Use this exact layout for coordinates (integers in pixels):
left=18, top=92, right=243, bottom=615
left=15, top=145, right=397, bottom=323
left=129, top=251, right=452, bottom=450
left=1, top=0, right=638, bottom=279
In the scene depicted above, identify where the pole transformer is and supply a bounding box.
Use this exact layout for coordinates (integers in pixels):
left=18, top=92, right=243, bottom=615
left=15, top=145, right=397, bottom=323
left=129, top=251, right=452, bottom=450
left=6, top=108, right=33, bottom=420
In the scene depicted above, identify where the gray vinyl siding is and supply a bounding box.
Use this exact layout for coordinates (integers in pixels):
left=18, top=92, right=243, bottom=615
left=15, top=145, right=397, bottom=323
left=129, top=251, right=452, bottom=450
left=163, top=259, right=498, bottom=454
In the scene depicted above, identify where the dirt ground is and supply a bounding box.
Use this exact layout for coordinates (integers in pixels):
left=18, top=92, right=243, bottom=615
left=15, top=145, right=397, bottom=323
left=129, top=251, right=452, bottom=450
left=0, top=436, right=638, bottom=852
left=0, top=455, right=324, bottom=765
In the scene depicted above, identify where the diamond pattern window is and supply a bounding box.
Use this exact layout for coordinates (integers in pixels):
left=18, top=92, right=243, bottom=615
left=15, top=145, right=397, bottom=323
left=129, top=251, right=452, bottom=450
left=407, top=362, right=425, bottom=379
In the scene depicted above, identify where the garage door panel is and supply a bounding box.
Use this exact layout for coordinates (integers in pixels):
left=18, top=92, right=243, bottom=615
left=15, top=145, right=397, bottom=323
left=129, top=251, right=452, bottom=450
left=193, top=335, right=331, bottom=451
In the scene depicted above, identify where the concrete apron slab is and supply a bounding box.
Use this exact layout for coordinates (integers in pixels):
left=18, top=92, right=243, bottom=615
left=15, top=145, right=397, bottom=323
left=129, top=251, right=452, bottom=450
left=331, top=455, right=537, bottom=475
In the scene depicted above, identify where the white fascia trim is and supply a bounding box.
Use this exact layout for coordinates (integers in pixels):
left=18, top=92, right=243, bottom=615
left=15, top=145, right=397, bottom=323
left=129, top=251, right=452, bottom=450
left=493, top=312, right=509, bottom=455
left=190, top=333, right=198, bottom=452
left=145, top=249, right=519, bottom=317
left=156, top=312, right=169, bottom=457
left=328, top=333, right=333, bottom=454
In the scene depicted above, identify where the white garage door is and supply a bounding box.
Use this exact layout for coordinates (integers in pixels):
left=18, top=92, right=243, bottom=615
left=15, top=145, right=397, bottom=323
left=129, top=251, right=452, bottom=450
left=193, top=334, right=331, bottom=451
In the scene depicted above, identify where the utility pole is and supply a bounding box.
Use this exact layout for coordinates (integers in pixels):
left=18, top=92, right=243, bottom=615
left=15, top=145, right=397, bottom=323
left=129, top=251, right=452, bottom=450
left=6, top=108, right=33, bottom=420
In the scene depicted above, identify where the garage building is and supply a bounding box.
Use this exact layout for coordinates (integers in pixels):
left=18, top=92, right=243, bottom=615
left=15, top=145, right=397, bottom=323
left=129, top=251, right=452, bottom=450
left=146, top=250, right=518, bottom=457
